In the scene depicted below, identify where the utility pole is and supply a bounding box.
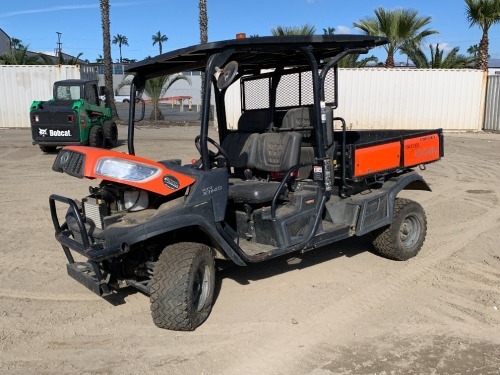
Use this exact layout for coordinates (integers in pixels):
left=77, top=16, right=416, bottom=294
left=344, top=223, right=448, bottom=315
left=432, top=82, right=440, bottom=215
left=56, top=32, right=62, bottom=57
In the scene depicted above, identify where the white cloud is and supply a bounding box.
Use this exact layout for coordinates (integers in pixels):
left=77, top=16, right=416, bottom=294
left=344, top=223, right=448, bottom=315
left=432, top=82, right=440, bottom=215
left=35, top=51, right=56, bottom=56
left=0, top=2, right=139, bottom=18
left=336, top=25, right=353, bottom=34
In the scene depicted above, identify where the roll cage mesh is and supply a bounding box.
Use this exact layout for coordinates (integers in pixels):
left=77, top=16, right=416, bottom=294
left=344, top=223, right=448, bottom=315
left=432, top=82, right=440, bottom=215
left=241, top=68, right=337, bottom=111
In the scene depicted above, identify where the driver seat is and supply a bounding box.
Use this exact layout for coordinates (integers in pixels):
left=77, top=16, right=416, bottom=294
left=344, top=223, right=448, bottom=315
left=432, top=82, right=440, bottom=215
left=227, top=131, right=302, bottom=204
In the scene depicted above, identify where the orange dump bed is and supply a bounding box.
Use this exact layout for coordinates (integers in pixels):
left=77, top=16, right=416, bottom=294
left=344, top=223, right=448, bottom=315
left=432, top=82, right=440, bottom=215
left=348, top=129, right=443, bottom=180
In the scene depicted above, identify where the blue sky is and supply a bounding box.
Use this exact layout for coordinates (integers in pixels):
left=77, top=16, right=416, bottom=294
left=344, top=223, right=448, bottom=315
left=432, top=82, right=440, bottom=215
left=1, top=0, right=499, bottom=63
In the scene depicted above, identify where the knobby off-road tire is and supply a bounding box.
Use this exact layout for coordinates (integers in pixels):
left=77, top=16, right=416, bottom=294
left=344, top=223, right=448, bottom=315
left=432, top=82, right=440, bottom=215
left=150, top=242, right=216, bottom=331
left=89, top=126, right=104, bottom=148
left=102, top=121, right=118, bottom=148
left=372, top=198, right=427, bottom=261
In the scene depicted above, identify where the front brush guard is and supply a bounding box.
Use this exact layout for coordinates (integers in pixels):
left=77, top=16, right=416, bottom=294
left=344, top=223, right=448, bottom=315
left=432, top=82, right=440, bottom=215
left=49, top=194, right=130, bottom=296
left=49, top=194, right=129, bottom=262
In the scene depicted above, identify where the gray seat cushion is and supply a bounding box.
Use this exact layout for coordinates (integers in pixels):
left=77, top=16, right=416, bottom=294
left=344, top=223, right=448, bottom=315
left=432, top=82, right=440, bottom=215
left=222, top=132, right=258, bottom=169
left=227, top=132, right=302, bottom=204
left=252, top=132, right=302, bottom=172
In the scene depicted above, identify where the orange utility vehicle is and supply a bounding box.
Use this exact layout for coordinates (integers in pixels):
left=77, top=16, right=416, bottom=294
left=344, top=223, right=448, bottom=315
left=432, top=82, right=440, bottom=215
left=49, top=35, right=443, bottom=331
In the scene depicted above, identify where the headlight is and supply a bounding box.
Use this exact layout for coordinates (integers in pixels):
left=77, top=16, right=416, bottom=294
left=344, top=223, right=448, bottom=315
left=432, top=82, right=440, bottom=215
left=95, top=158, right=160, bottom=182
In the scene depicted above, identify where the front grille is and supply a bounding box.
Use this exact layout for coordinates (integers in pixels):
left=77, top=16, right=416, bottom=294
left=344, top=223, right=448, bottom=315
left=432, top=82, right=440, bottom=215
left=83, top=197, right=108, bottom=229
left=52, top=150, right=85, bottom=178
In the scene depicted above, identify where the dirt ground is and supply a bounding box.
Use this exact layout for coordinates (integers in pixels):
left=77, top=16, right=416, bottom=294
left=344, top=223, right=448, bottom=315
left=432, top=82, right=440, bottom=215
left=0, top=126, right=499, bottom=375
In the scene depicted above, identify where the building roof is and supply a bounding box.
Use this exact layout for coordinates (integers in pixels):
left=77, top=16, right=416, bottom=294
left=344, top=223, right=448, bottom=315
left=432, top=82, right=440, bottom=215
left=488, top=58, right=500, bottom=68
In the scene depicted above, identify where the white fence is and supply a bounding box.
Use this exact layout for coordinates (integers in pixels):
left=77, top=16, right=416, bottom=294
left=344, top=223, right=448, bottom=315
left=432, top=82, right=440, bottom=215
left=484, top=75, right=500, bottom=132
left=226, top=69, right=487, bottom=132
left=0, top=65, right=81, bottom=128
left=0, top=66, right=489, bottom=131
left=335, top=69, right=486, bottom=131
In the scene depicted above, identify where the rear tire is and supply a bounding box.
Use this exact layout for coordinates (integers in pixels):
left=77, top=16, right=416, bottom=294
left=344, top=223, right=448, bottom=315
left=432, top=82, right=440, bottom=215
left=39, top=145, right=57, bottom=153
left=102, top=121, right=118, bottom=148
left=89, top=126, right=104, bottom=148
left=150, top=242, right=215, bottom=331
left=371, top=198, right=427, bottom=261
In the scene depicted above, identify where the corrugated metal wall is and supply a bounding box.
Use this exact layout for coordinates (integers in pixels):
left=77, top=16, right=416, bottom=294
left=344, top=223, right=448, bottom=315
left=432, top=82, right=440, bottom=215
left=80, top=65, right=98, bottom=81
left=484, top=75, right=500, bottom=131
left=0, top=65, right=81, bottom=128
left=1, top=66, right=489, bottom=131
left=335, top=69, right=487, bottom=131
left=226, top=69, right=487, bottom=132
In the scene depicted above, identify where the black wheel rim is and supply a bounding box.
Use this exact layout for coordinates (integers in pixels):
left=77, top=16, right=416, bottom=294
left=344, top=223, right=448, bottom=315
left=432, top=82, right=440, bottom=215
left=192, top=263, right=211, bottom=312
left=399, top=214, right=420, bottom=248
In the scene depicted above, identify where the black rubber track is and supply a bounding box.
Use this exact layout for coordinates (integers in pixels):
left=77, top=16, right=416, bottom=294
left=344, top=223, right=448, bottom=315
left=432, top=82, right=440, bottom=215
left=150, top=242, right=215, bottom=331
left=372, top=198, right=427, bottom=261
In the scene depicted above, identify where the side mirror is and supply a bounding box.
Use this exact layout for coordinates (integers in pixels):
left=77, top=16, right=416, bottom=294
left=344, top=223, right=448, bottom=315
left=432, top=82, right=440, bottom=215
left=216, top=61, right=238, bottom=90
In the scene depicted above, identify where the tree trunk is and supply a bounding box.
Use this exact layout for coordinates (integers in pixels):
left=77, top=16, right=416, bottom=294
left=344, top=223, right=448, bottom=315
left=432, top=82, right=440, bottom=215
left=478, top=31, right=489, bottom=71
left=199, top=0, right=208, bottom=44
left=385, top=53, right=395, bottom=68
left=150, top=103, right=164, bottom=121
left=100, top=0, right=118, bottom=119
left=199, top=0, right=208, bottom=121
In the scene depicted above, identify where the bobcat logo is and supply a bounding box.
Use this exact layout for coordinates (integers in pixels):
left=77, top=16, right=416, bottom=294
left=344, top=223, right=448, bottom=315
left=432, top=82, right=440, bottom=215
left=39, top=128, right=48, bottom=137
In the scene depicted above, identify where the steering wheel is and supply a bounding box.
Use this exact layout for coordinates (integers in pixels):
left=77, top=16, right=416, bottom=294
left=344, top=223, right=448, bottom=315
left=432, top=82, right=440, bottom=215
left=194, top=135, right=230, bottom=168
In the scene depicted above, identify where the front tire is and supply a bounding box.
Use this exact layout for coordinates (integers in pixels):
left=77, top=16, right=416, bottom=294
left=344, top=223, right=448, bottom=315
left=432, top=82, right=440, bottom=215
left=102, top=121, right=118, bottom=148
left=371, top=198, right=427, bottom=261
left=150, top=242, right=215, bottom=331
left=89, top=126, right=104, bottom=148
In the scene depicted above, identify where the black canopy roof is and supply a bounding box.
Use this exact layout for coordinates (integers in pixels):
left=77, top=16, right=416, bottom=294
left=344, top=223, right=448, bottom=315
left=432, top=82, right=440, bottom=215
left=126, top=35, right=388, bottom=80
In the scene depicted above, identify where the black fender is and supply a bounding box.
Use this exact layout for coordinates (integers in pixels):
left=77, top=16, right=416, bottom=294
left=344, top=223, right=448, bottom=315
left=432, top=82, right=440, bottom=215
left=104, top=202, right=246, bottom=266
left=352, top=171, right=431, bottom=236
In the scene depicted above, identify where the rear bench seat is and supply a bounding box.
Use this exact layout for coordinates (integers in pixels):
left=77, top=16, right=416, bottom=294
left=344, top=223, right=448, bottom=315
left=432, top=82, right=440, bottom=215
left=280, top=106, right=335, bottom=179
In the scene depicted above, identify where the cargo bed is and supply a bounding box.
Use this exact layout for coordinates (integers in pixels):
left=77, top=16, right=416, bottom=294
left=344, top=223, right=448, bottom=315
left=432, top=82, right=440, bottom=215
left=339, top=129, right=443, bottom=181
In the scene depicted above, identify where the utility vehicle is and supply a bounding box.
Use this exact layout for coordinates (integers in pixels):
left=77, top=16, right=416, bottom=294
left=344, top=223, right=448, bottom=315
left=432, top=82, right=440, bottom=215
left=49, top=35, right=443, bottom=331
left=31, top=79, right=118, bottom=152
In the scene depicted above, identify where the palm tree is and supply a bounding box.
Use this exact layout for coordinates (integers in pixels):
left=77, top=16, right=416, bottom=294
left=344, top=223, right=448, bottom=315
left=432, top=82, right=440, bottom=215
left=112, top=34, right=129, bottom=63
left=199, top=0, right=208, bottom=44
left=465, top=0, right=500, bottom=70
left=467, top=43, right=480, bottom=57
left=37, top=51, right=85, bottom=65
left=10, top=38, right=24, bottom=50
left=354, top=7, right=438, bottom=68
left=323, top=27, right=335, bottom=35
left=99, top=0, right=118, bottom=118
left=145, top=74, right=191, bottom=121
left=271, top=24, right=316, bottom=36
left=152, top=31, right=168, bottom=55
left=0, top=45, right=42, bottom=65
left=338, top=54, right=378, bottom=68
left=401, top=43, right=473, bottom=69
left=199, top=0, right=208, bottom=121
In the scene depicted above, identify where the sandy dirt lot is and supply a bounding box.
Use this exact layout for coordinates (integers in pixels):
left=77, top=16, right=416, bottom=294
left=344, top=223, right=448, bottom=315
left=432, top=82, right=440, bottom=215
left=0, top=126, right=499, bottom=375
